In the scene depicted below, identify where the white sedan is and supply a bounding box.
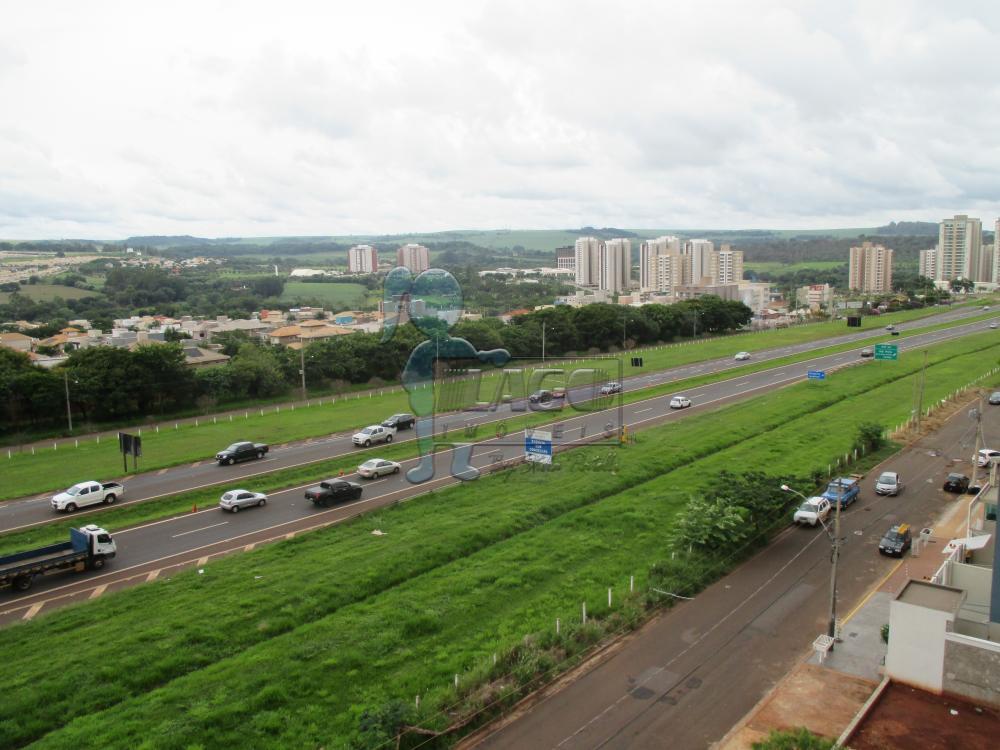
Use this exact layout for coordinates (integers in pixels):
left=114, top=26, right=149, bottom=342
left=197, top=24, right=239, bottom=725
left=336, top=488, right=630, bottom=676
left=976, top=448, right=1000, bottom=467
left=219, top=489, right=267, bottom=513
left=734, top=351, right=751, bottom=361
left=669, top=395, right=692, bottom=409
left=358, top=458, right=402, bottom=478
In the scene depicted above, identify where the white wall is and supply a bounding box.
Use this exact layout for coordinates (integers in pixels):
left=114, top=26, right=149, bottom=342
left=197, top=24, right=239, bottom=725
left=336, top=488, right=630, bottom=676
left=885, top=599, right=954, bottom=692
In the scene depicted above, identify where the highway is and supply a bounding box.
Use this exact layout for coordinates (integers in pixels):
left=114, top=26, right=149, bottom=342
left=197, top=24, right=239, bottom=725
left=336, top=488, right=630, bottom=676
left=468, top=384, right=995, bottom=750
left=0, top=311, right=995, bottom=625
left=0, top=303, right=993, bottom=533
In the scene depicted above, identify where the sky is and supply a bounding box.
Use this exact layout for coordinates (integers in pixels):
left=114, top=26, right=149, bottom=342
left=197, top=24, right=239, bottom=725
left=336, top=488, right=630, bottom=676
left=1, top=0, right=999, bottom=239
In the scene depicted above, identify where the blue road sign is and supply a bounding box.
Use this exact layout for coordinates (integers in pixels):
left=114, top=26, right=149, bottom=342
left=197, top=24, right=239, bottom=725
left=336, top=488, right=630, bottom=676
left=525, top=429, right=553, bottom=464
left=807, top=370, right=826, bottom=380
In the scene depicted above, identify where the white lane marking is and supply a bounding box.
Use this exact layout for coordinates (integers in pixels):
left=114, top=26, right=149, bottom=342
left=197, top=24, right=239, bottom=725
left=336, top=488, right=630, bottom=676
left=145, top=570, right=159, bottom=582
left=89, top=584, right=107, bottom=599
left=635, top=408, right=653, bottom=414
left=171, top=521, right=229, bottom=538
left=22, top=603, right=43, bottom=620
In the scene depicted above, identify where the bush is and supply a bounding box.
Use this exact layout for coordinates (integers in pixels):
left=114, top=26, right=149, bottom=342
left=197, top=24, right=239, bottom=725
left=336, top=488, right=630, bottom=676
left=854, top=421, right=886, bottom=453
left=752, top=727, right=834, bottom=749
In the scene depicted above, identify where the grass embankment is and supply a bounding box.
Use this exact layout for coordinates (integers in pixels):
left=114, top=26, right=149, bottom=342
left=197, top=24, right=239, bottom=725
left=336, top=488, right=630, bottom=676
left=1, top=336, right=998, bottom=748
left=1, top=306, right=995, bottom=502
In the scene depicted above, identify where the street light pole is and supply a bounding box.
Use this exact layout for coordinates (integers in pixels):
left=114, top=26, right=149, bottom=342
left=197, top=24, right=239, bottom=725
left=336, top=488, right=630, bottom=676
left=828, top=482, right=843, bottom=643
left=299, top=344, right=307, bottom=401
left=63, top=370, right=73, bottom=433
left=542, top=321, right=546, bottom=363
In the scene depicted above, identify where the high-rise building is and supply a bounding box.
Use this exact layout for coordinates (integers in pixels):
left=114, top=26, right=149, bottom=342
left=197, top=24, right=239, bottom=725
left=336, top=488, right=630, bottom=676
left=555, top=247, right=576, bottom=272
left=683, top=239, right=714, bottom=285
left=574, top=237, right=603, bottom=287
left=994, top=219, right=1000, bottom=284
left=639, top=236, right=681, bottom=291
left=347, top=244, right=378, bottom=274
left=848, top=241, right=894, bottom=293
left=919, top=248, right=938, bottom=280
left=600, top=238, right=632, bottom=293
left=396, top=243, right=430, bottom=274
left=937, top=215, right=983, bottom=282
left=653, top=252, right=683, bottom=297
left=711, top=244, right=744, bottom=285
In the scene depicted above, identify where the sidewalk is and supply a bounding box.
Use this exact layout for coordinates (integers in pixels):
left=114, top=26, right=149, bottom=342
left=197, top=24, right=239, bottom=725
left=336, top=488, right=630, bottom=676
left=716, top=481, right=974, bottom=748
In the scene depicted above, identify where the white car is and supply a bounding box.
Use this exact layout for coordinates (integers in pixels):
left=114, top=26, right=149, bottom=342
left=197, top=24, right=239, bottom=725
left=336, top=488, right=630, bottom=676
left=793, top=497, right=831, bottom=526
left=976, top=448, right=1000, bottom=467
left=734, top=352, right=751, bottom=361
left=219, top=489, right=267, bottom=513
left=51, top=481, right=124, bottom=512
left=358, top=458, right=402, bottom=478
left=352, top=424, right=396, bottom=447
left=874, top=471, right=902, bottom=496
left=990, top=323, right=997, bottom=330
left=669, top=395, right=692, bottom=409
left=885, top=324, right=895, bottom=331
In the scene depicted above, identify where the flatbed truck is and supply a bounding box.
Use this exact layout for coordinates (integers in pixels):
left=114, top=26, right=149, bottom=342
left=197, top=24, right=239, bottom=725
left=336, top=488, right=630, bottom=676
left=0, top=525, right=116, bottom=593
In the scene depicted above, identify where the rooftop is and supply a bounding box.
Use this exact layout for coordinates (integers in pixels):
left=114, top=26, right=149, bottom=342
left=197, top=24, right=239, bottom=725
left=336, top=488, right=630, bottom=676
left=896, top=580, right=964, bottom=614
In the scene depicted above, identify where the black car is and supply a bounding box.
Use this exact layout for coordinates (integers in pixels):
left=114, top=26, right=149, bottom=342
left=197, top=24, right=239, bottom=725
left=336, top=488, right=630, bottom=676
left=891, top=330, right=900, bottom=336
left=878, top=524, right=912, bottom=557
left=382, top=413, right=415, bottom=430
left=529, top=389, right=564, bottom=405
left=215, top=441, right=269, bottom=466
left=304, top=478, right=363, bottom=507
left=989, top=392, right=1000, bottom=405
left=943, top=473, right=970, bottom=493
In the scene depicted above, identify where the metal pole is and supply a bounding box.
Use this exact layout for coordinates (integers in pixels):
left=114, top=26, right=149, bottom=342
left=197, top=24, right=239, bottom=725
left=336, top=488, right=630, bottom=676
left=63, top=370, right=73, bottom=433
left=828, top=482, right=843, bottom=644
left=542, top=321, right=546, bottom=363
left=299, top=344, right=307, bottom=401
left=967, top=397, right=984, bottom=535
left=915, top=350, right=928, bottom=432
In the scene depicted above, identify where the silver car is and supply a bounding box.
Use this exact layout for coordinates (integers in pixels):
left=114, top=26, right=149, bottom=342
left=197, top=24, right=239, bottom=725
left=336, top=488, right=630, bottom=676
left=358, top=458, right=402, bottom=479
left=219, top=489, right=267, bottom=513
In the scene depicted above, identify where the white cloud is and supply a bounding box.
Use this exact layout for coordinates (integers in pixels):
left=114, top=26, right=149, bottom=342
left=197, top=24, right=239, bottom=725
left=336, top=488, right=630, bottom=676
left=0, top=0, right=998, bottom=238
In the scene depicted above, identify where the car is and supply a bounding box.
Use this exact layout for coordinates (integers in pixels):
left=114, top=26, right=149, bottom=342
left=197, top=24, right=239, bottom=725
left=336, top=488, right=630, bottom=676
left=878, top=523, right=912, bottom=557
left=529, top=389, right=565, bottom=405
left=989, top=391, right=1000, bottom=405
left=305, top=478, right=363, bottom=507
left=599, top=382, right=622, bottom=395
left=382, top=413, right=415, bottom=430
left=734, top=351, right=751, bottom=361
left=860, top=348, right=874, bottom=358
left=793, top=496, right=831, bottom=526
left=990, top=323, right=998, bottom=330
left=983, top=305, right=991, bottom=311
left=943, top=473, right=970, bottom=493
left=885, top=324, right=895, bottom=331
left=976, top=448, right=1000, bottom=467
left=891, top=330, right=900, bottom=336
left=219, top=489, right=267, bottom=513
left=352, top=424, right=395, bottom=447
left=669, top=395, right=692, bottom=409
left=357, top=458, right=401, bottom=478
left=215, top=441, right=269, bottom=465
left=51, top=481, right=124, bottom=512
left=874, top=471, right=902, bottom=496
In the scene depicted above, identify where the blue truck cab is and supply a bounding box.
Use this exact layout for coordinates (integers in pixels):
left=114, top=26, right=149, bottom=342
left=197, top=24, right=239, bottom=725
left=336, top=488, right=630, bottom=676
left=822, top=477, right=860, bottom=509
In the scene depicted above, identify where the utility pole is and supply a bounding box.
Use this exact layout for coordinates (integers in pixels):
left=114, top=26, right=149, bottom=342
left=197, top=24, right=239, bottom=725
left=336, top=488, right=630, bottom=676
left=693, top=309, right=698, bottom=338
left=914, top=350, right=928, bottom=432
left=542, top=321, right=546, bottom=363
left=828, top=480, right=843, bottom=645
left=623, top=310, right=627, bottom=350
left=299, top=345, right=307, bottom=401
left=967, top=396, right=985, bottom=536
left=63, top=370, right=73, bottom=433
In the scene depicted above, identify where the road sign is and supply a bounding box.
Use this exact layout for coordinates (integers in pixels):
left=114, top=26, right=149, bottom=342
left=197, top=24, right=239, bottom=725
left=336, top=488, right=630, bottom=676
left=524, top=428, right=552, bottom=464
left=807, top=370, right=826, bottom=380
left=874, top=343, right=898, bottom=361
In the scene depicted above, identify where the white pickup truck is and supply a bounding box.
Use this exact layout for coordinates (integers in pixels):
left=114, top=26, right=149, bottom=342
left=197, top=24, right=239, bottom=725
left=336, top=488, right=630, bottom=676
left=351, top=424, right=396, bottom=447
left=51, top=481, right=124, bottom=512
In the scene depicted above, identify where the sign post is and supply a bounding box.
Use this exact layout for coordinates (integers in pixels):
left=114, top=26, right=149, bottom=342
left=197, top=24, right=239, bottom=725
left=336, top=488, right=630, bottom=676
left=524, top=428, right=553, bottom=465
left=807, top=370, right=826, bottom=380
left=874, top=344, right=898, bottom=361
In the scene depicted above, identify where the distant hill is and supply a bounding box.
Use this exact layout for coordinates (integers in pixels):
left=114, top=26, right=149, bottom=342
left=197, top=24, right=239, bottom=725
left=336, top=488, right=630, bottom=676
left=870, top=221, right=939, bottom=236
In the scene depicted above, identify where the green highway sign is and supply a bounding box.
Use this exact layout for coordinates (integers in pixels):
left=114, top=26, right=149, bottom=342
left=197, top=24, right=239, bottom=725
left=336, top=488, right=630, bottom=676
left=874, top=343, right=898, bottom=361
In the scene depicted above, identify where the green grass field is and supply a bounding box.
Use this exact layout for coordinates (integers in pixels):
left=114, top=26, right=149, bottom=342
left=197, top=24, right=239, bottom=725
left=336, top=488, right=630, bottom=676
left=0, top=284, right=101, bottom=303
left=743, top=260, right=846, bottom=273
left=0, top=333, right=996, bottom=749
left=279, top=281, right=368, bottom=309
left=1, top=304, right=995, bottom=503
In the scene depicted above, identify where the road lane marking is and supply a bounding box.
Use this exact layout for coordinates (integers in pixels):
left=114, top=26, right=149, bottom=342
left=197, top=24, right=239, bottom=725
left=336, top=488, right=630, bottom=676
left=171, top=521, right=229, bottom=538
left=244, top=543, right=255, bottom=552
left=197, top=557, right=208, bottom=566
left=22, top=603, right=43, bottom=620
left=635, top=408, right=652, bottom=414
left=89, top=584, right=107, bottom=599
left=145, top=570, right=159, bottom=582
left=157, top=469, right=169, bottom=476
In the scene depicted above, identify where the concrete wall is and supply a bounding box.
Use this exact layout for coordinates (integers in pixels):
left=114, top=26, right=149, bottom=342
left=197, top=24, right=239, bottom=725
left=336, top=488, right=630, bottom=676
left=885, top=600, right=954, bottom=692
left=943, top=632, right=1000, bottom=707
left=950, top=563, right=993, bottom=623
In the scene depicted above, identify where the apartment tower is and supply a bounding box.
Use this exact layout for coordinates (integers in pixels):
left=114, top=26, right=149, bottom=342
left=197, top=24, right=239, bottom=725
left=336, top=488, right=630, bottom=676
left=347, top=244, right=378, bottom=274
left=848, top=241, right=894, bottom=293
left=600, top=238, right=632, bottom=294
left=937, top=215, right=983, bottom=282
left=396, top=243, right=430, bottom=274
left=574, top=236, right=603, bottom=287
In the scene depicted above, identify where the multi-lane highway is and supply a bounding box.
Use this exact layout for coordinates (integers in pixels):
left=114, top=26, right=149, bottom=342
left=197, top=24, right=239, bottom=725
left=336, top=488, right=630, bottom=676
left=0, top=311, right=995, bottom=624
left=0, top=304, right=993, bottom=534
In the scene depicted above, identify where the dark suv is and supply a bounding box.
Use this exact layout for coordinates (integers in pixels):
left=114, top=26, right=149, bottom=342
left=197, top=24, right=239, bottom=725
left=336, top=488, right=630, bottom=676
left=878, top=524, right=912, bottom=556
left=215, top=441, right=269, bottom=466
left=304, top=478, right=363, bottom=508
left=382, top=413, right=415, bottom=430
left=943, top=473, right=970, bottom=493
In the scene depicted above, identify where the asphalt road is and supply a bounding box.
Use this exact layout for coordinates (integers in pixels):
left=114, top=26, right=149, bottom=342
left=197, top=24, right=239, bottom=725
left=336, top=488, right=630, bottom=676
left=0, top=313, right=995, bottom=624
left=468, top=381, right=995, bottom=749
left=1, top=304, right=993, bottom=534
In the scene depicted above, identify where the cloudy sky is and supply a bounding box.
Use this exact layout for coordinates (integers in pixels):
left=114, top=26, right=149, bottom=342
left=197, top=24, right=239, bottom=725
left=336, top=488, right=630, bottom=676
left=1, top=1, right=999, bottom=239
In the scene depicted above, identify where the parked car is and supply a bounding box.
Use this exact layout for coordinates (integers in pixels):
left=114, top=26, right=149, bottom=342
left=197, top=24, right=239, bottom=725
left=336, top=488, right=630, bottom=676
left=215, top=441, right=269, bottom=465
left=382, top=413, right=415, bottom=430
left=599, top=382, right=622, bottom=395
left=51, top=481, right=124, bottom=512
left=943, top=473, right=970, bottom=493
left=822, top=477, right=860, bottom=508
left=793, top=497, right=831, bottom=526
left=352, top=424, right=395, bottom=447
left=860, top=348, right=874, bottom=358
left=976, top=448, right=1000, bottom=467
left=305, top=478, right=363, bottom=507
left=878, top=523, right=912, bottom=557
left=669, top=395, right=692, bottom=409
left=734, top=351, right=751, bottom=361
left=357, top=458, right=401, bottom=479
left=219, top=489, right=267, bottom=513
left=874, top=471, right=903, bottom=496
left=988, top=391, right=1000, bottom=405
